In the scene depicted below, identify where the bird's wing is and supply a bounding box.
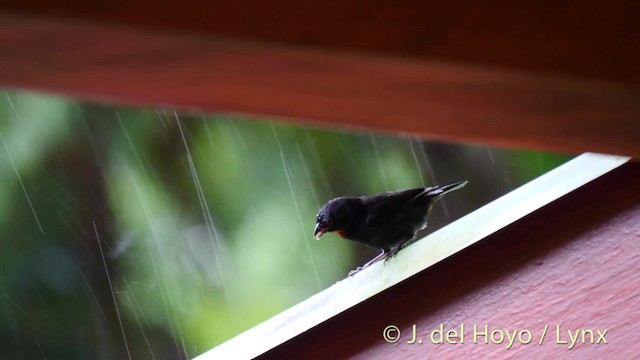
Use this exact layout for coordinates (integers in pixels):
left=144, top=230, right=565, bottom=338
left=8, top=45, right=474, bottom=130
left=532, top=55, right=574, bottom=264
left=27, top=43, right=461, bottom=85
left=362, top=187, right=432, bottom=223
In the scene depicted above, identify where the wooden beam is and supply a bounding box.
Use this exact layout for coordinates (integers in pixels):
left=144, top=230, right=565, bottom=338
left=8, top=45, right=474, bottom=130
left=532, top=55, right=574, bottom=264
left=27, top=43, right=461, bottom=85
left=1, top=14, right=639, bottom=158
left=1, top=1, right=639, bottom=84
left=257, top=161, right=640, bottom=359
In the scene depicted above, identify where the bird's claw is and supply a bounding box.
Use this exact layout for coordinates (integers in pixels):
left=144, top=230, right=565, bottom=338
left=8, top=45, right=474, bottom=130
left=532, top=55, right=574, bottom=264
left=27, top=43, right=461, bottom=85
left=348, top=266, right=365, bottom=277
left=383, top=249, right=400, bottom=263
left=349, top=250, right=387, bottom=276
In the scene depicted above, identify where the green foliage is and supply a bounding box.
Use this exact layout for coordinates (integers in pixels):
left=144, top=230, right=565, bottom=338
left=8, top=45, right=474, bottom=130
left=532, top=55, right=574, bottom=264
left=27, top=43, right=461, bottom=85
left=507, top=149, right=572, bottom=183
left=0, top=90, right=574, bottom=359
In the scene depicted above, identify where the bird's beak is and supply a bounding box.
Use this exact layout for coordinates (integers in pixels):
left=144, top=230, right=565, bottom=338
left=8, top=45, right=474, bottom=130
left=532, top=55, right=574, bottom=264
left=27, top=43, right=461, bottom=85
left=314, top=223, right=326, bottom=240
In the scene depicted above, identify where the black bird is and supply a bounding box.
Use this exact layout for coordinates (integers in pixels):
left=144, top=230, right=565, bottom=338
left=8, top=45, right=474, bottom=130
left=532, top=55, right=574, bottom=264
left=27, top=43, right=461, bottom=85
left=314, top=181, right=467, bottom=275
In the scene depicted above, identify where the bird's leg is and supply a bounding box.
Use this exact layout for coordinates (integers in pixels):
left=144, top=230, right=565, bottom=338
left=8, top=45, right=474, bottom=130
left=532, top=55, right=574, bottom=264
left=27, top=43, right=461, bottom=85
left=399, top=240, right=412, bottom=250
left=384, top=238, right=413, bottom=263
left=383, top=247, right=400, bottom=262
left=362, top=250, right=386, bottom=268
left=348, top=250, right=386, bottom=276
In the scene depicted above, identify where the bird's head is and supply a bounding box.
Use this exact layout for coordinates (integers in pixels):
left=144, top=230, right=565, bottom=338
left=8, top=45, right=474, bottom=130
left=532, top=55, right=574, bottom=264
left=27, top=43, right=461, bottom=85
left=314, top=197, right=358, bottom=240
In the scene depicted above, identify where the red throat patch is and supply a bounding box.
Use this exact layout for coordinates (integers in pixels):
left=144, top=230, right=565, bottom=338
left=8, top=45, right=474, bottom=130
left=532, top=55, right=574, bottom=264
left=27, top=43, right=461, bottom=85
left=336, top=230, right=345, bottom=238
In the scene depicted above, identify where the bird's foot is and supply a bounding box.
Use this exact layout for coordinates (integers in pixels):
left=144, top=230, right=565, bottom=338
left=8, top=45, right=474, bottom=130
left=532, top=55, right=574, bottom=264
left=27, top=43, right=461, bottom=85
left=348, top=251, right=387, bottom=276
left=383, top=248, right=400, bottom=263
left=348, top=267, right=365, bottom=277
left=383, top=240, right=413, bottom=264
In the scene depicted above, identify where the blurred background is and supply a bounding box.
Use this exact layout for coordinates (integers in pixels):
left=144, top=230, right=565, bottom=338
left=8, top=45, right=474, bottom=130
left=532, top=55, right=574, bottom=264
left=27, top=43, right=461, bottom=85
left=0, top=90, right=571, bottom=359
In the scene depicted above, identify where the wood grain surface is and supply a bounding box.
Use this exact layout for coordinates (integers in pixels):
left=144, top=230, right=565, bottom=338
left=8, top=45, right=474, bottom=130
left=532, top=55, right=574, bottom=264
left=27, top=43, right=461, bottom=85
left=1, top=1, right=639, bottom=84
left=1, top=13, right=639, bottom=159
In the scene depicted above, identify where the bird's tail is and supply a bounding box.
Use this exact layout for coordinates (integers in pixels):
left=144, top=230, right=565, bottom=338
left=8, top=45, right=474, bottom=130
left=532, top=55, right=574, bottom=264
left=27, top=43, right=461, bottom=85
left=426, top=180, right=468, bottom=197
